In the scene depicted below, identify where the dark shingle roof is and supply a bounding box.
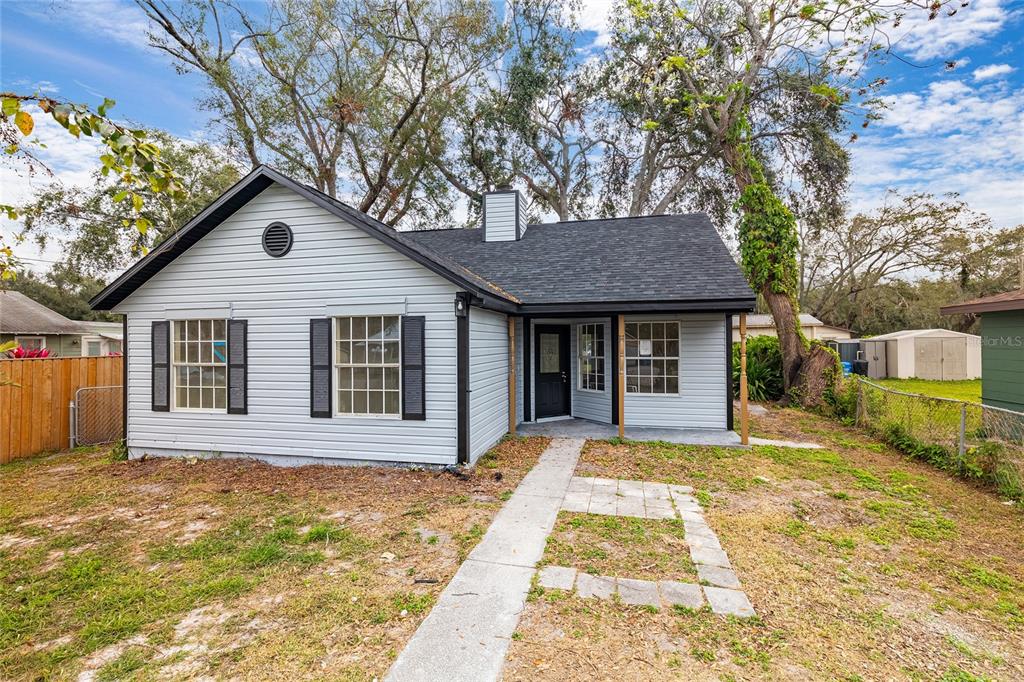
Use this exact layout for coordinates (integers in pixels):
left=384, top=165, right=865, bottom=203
left=0, top=291, right=87, bottom=335
left=406, top=215, right=753, bottom=305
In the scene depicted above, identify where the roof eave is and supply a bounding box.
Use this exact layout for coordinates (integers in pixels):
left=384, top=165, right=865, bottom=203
left=941, top=299, right=1024, bottom=315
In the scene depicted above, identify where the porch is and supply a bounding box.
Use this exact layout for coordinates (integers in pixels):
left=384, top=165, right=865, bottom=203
left=516, top=417, right=742, bottom=447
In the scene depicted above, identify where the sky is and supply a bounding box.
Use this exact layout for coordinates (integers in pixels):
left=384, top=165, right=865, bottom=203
left=1, top=0, right=1022, bottom=275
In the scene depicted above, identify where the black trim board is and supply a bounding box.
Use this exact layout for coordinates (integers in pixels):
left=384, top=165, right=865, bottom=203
left=522, top=316, right=532, bottom=422
left=122, top=314, right=128, bottom=442
left=456, top=293, right=470, bottom=464
left=91, top=165, right=518, bottom=312
left=518, top=299, right=756, bottom=316
left=725, top=314, right=733, bottom=431
left=610, top=315, right=618, bottom=425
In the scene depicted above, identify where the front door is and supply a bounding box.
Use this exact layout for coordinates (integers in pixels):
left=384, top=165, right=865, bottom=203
left=535, top=325, right=570, bottom=418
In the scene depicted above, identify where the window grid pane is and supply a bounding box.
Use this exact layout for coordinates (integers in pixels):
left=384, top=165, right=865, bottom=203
left=172, top=319, right=228, bottom=410
left=624, top=321, right=680, bottom=394
left=578, top=323, right=605, bottom=392
left=335, top=316, right=401, bottom=416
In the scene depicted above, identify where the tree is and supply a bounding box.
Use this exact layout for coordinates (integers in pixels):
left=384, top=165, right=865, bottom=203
left=19, top=131, right=240, bottom=277
left=1, top=93, right=187, bottom=279
left=801, top=192, right=990, bottom=331
left=625, top=0, right=961, bottom=406
left=432, top=0, right=604, bottom=222
left=5, top=265, right=115, bottom=322
left=137, top=0, right=502, bottom=227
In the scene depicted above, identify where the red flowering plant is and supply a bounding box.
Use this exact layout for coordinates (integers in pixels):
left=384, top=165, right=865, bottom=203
left=4, top=346, right=50, bottom=359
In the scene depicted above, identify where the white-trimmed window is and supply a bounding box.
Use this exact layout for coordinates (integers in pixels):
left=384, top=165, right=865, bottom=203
left=172, top=319, right=228, bottom=411
left=334, top=315, right=401, bottom=416
left=578, top=323, right=605, bottom=391
left=15, top=336, right=45, bottom=350
left=625, top=321, right=679, bottom=394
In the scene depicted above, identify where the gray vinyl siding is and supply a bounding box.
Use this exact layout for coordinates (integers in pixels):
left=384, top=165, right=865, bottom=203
left=624, top=313, right=727, bottom=429
left=483, top=192, right=519, bottom=242
left=113, top=183, right=461, bottom=466
left=571, top=318, right=612, bottom=424
left=468, top=307, right=509, bottom=462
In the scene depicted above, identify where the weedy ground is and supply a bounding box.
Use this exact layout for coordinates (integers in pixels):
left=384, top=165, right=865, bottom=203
left=0, top=436, right=547, bottom=681
left=504, top=407, right=1023, bottom=682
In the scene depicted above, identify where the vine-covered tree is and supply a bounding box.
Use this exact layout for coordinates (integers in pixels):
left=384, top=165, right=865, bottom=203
left=624, top=0, right=964, bottom=406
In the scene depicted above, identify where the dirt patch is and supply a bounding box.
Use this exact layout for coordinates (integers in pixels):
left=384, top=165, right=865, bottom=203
left=1, top=435, right=548, bottom=681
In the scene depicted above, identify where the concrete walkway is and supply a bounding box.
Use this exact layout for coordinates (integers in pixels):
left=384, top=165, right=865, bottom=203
left=385, top=438, right=583, bottom=682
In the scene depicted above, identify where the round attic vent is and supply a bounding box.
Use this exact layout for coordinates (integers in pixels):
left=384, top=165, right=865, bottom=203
left=262, top=222, right=293, bottom=257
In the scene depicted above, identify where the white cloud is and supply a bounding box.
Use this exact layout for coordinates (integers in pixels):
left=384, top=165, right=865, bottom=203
left=886, top=0, right=1010, bottom=61
left=9, top=0, right=155, bottom=53
left=973, top=63, right=1016, bottom=81
left=572, top=0, right=615, bottom=50
left=850, top=78, right=1024, bottom=229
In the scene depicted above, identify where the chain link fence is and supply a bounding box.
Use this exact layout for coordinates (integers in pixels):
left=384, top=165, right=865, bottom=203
left=855, top=378, right=1024, bottom=499
left=71, top=386, right=123, bottom=448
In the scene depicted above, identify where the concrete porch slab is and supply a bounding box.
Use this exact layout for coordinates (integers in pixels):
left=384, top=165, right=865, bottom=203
left=517, top=418, right=742, bottom=447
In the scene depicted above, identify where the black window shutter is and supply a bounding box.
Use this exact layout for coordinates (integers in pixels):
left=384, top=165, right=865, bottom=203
left=151, top=320, right=170, bottom=412
left=310, top=318, right=332, bottom=418
left=227, top=319, right=248, bottom=415
left=401, top=316, right=426, bottom=420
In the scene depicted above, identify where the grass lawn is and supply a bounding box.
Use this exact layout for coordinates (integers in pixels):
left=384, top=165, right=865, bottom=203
left=875, top=378, right=982, bottom=403
left=540, top=513, right=696, bottom=581
left=0, top=436, right=547, bottom=681
left=506, top=408, right=1024, bottom=682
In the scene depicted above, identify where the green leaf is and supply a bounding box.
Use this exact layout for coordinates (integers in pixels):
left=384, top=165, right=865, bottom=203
left=132, top=193, right=144, bottom=212
left=98, top=97, right=116, bottom=117
left=135, top=217, right=151, bottom=234
left=2, top=97, right=19, bottom=117
left=113, top=190, right=129, bottom=203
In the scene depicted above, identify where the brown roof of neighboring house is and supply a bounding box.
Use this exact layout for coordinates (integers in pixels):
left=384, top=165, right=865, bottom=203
left=0, top=290, right=87, bottom=335
left=940, top=289, right=1024, bottom=315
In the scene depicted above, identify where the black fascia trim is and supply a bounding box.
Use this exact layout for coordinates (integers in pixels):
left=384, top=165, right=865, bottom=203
left=725, top=314, right=734, bottom=431
left=92, top=165, right=518, bottom=312
left=456, top=292, right=471, bottom=464
left=523, top=315, right=532, bottom=422
left=517, top=298, right=757, bottom=316
left=122, top=313, right=128, bottom=442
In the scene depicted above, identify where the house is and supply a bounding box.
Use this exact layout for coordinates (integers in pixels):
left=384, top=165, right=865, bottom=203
left=79, top=320, right=124, bottom=356
left=90, top=166, right=755, bottom=466
left=860, top=328, right=981, bottom=381
left=730, top=313, right=851, bottom=343
left=941, top=289, right=1024, bottom=411
left=0, top=291, right=123, bottom=356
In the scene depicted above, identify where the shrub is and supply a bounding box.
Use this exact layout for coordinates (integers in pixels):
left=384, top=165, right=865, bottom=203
left=4, top=346, right=51, bottom=359
left=732, top=335, right=783, bottom=402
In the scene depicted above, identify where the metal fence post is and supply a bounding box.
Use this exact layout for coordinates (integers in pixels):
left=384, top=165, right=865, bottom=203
left=69, top=399, right=77, bottom=449
left=958, top=403, right=967, bottom=458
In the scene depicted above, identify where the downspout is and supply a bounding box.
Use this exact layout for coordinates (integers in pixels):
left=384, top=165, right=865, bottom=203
left=456, top=292, right=470, bottom=464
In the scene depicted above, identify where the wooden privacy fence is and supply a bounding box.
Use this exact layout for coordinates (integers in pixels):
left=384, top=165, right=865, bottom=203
left=0, top=356, right=123, bottom=464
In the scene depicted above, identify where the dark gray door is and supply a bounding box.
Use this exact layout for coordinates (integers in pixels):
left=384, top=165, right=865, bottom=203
left=535, top=325, right=570, bottom=418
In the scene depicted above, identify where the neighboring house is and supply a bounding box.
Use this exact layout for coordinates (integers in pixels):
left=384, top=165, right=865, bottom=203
left=730, top=313, right=851, bottom=343
left=90, top=165, right=755, bottom=466
left=860, top=329, right=981, bottom=380
left=1, top=290, right=85, bottom=356
left=79, top=320, right=124, bottom=356
left=941, top=289, right=1024, bottom=411
left=0, top=291, right=122, bottom=357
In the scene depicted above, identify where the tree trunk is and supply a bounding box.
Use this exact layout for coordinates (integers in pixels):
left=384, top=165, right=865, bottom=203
left=724, top=143, right=835, bottom=408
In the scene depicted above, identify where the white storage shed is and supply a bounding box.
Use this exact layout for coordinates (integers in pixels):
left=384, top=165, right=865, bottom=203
left=860, top=329, right=981, bottom=380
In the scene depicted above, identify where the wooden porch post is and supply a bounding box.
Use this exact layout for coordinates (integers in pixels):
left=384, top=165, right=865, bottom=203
left=617, top=315, right=625, bottom=438
left=739, top=313, right=749, bottom=445
left=508, top=317, right=516, bottom=435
